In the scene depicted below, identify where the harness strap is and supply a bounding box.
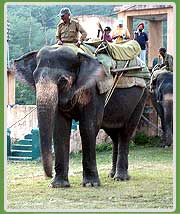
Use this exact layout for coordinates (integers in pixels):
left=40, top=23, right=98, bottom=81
left=104, top=60, right=130, bottom=107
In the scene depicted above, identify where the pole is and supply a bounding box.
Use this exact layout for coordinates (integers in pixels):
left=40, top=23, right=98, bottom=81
left=7, top=20, right=10, bottom=68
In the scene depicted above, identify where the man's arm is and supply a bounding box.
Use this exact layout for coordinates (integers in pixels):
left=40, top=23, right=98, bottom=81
left=77, top=22, right=87, bottom=42
left=169, top=55, right=173, bottom=71
left=125, top=28, right=130, bottom=39
left=55, top=25, right=63, bottom=45
left=145, top=32, right=148, bottom=51
left=133, top=31, right=137, bottom=40
left=166, top=55, right=173, bottom=71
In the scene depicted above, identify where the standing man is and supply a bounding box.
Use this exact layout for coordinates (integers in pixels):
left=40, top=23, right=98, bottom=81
left=56, top=7, right=87, bottom=47
left=112, top=18, right=130, bottom=44
left=134, top=22, right=148, bottom=63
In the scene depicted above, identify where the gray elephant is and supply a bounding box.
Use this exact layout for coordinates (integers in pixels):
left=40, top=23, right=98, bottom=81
left=150, top=71, right=173, bottom=147
left=14, top=45, right=147, bottom=187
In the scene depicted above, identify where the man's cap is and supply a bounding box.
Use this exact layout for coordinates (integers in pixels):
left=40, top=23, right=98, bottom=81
left=104, top=26, right=111, bottom=31
left=118, top=18, right=124, bottom=25
left=58, top=7, right=71, bottom=17
left=159, top=47, right=166, bottom=53
left=138, top=22, right=144, bottom=28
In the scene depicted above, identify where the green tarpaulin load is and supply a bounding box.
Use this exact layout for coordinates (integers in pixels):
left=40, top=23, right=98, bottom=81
left=97, top=53, right=150, bottom=80
left=106, top=40, right=141, bottom=61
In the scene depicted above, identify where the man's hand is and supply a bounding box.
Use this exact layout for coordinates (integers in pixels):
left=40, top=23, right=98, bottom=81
left=146, top=48, right=148, bottom=55
left=112, top=35, right=119, bottom=40
left=76, top=41, right=81, bottom=47
left=160, top=63, right=165, bottom=68
left=57, top=40, right=63, bottom=45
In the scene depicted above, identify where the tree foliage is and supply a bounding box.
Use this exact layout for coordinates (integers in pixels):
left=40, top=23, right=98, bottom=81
left=7, top=5, right=116, bottom=60
left=15, top=80, right=36, bottom=105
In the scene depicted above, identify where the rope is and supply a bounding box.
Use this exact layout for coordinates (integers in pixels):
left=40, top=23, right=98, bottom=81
left=94, top=42, right=104, bottom=55
left=8, top=106, right=37, bottom=129
left=141, top=114, right=163, bottom=134
left=104, top=60, right=130, bottom=107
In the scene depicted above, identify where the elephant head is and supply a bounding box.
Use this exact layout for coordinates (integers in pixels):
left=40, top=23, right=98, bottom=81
left=151, top=72, right=173, bottom=147
left=14, top=46, right=105, bottom=177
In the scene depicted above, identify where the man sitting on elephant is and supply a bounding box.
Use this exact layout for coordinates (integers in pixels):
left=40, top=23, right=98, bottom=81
left=56, top=7, right=87, bottom=47
left=150, top=47, right=173, bottom=92
left=159, top=47, right=173, bottom=72
left=149, top=47, right=173, bottom=147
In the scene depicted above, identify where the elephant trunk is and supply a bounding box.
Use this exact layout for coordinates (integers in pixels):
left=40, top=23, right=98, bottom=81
left=36, top=79, right=58, bottom=178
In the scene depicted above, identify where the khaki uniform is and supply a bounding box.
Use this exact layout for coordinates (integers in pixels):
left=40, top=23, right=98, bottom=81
left=162, top=53, right=173, bottom=72
left=56, top=19, right=87, bottom=43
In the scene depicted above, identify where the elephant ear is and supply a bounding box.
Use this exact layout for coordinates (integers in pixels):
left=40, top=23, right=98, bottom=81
left=13, top=51, right=38, bottom=89
left=77, top=52, right=105, bottom=88
left=74, top=52, right=105, bottom=105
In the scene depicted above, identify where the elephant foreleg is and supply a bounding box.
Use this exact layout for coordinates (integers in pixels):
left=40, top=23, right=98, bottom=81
left=51, top=110, right=72, bottom=188
left=79, top=120, right=100, bottom=187
left=161, top=100, right=173, bottom=147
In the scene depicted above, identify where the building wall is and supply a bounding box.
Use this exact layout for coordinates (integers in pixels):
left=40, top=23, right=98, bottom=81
left=148, top=20, right=163, bottom=67
left=7, top=69, right=15, bottom=105
left=7, top=105, right=38, bottom=141
left=117, top=6, right=174, bottom=67
left=77, top=15, right=116, bottom=39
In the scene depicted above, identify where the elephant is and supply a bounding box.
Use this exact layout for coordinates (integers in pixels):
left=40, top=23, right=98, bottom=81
left=14, top=45, right=148, bottom=187
left=150, top=71, right=173, bottom=147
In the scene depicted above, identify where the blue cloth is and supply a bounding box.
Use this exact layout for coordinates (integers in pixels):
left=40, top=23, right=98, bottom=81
left=134, top=31, right=148, bottom=50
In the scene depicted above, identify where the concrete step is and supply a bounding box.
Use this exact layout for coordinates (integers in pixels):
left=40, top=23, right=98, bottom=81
left=11, top=144, right=32, bottom=151
left=8, top=156, right=32, bottom=161
left=24, top=134, right=33, bottom=139
left=11, top=149, right=32, bottom=157
left=18, top=139, right=32, bottom=145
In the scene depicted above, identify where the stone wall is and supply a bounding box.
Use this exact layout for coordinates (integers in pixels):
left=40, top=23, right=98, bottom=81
left=6, top=103, right=159, bottom=153
left=6, top=105, right=109, bottom=153
left=7, top=105, right=38, bottom=141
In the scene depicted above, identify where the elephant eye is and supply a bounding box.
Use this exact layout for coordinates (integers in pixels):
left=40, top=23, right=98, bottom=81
left=58, top=76, right=68, bottom=84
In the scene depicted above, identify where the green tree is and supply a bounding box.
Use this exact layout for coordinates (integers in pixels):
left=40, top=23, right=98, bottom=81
left=15, top=80, right=36, bottom=105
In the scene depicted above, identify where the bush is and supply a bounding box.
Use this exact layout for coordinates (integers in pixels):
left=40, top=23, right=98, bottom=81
left=133, top=132, right=151, bottom=145
left=148, top=135, right=162, bottom=147
left=96, top=142, right=112, bottom=152
left=133, top=132, right=162, bottom=147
